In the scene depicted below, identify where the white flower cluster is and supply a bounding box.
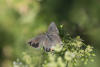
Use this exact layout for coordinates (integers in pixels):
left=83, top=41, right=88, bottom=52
left=65, top=51, right=76, bottom=61
left=13, top=58, right=28, bottom=67
left=42, top=36, right=95, bottom=67
left=43, top=54, right=66, bottom=67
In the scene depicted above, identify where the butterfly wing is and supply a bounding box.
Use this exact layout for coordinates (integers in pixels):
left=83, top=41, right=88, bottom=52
left=48, top=22, right=59, bottom=34
left=28, top=34, right=45, bottom=48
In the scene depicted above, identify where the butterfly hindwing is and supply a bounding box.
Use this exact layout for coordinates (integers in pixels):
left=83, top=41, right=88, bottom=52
left=28, top=34, right=45, bottom=48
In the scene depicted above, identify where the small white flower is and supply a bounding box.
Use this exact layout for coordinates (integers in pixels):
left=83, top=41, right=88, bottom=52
left=52, top=44, right=62, bottom=52
left=85, top=45, right=93, bottom=52
left=65, top=51, right=75, bottom=61
left=71, top=41, right=82, bottom=47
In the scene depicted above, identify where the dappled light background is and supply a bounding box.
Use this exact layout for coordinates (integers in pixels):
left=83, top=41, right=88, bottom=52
left=0, top=0, right=100, bottom=67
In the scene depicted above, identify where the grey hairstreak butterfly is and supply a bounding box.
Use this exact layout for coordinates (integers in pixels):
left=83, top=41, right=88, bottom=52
left=28, top=22, right=63, bottom=52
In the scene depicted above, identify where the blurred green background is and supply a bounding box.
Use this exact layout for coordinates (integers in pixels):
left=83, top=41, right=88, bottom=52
left=0, top=0, right=100, bottom=67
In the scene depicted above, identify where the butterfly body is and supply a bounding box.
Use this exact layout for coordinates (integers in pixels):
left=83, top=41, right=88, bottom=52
left=28, top=22, right=62, bottom=51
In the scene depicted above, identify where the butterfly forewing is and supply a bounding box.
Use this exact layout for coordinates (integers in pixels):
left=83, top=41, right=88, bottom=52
left=48, top=22, right=59, bottom=34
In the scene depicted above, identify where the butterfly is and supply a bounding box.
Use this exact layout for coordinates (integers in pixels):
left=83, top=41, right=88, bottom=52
left=28, top=22, right=63, bottom=52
